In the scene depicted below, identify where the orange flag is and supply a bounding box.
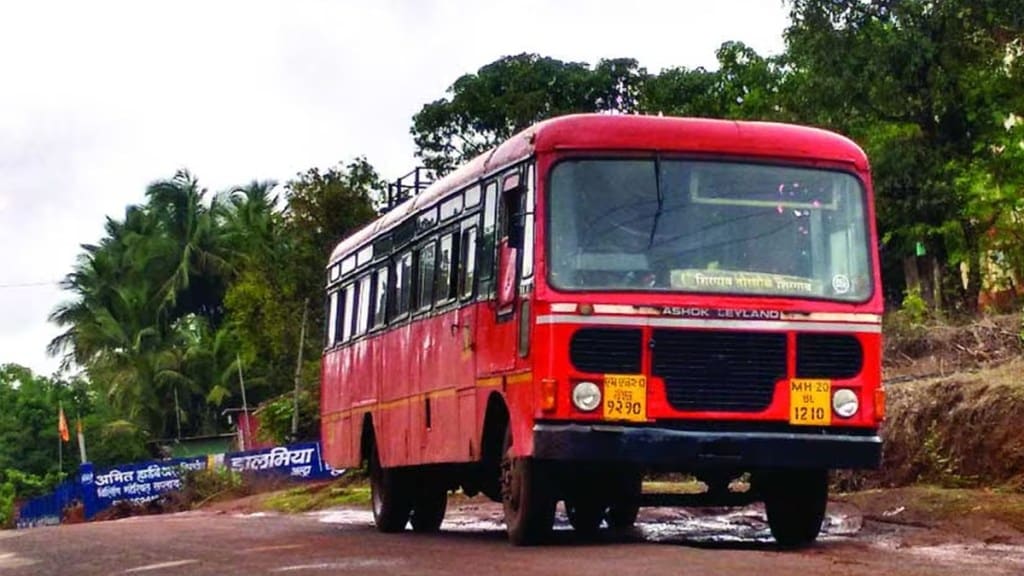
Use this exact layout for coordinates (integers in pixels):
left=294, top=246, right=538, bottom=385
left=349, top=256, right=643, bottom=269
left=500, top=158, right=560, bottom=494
left=58, top=405, right=70, bottom=443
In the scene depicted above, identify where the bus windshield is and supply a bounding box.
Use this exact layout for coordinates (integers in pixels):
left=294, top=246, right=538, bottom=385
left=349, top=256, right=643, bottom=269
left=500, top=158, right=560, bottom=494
left=547, top=159, right=872, bottom=301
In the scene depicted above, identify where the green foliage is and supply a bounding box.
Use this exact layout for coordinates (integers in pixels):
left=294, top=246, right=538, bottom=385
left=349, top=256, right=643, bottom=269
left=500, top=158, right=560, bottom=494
left=44, top=159, right=379, bottom=452
left=180, top=466, right=247, bottom=505
left=255, top=386, right=320, bottom=445
left=901, top=287, right=930, bottom=326
left=0, top=469, right=64, bottom=528
left=412, top=54, right=646, bottom=174
left=784, top=0, right=1024, bottom=310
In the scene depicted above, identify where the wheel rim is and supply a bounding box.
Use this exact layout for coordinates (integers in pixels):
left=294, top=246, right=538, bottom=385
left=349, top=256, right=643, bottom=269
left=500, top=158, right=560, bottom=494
left=501, top=451, right=520, bottom=515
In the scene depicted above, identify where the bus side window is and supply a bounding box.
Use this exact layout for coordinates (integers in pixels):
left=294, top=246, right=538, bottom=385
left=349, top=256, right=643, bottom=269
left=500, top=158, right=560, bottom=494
left=522, top=163, right=535, bottom=279
left=478, top=181, right=499, bottom=296
left=458, top=223, right=477, bottom=300
left=436, top=232, right=457, bottom=304
left=326, top=290, right=339, bottom=347
left=417, top=241, right=436, bottom=311
left=355, top=275, right=372, bottom=336
left=397, top=252, right=413, bottom=317
left=373, top=266, right=388, bottom=329
left=342, top=285, right=355, bottom=343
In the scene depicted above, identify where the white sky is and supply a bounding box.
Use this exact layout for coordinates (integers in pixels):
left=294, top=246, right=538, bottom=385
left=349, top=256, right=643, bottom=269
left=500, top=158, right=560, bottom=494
left=0, top=0, right=788, bottom=377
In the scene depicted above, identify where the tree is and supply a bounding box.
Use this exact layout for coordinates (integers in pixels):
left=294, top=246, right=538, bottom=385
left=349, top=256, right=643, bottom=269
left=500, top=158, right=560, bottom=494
left=784, top=0, right=1024, bottom=310
left=411, top=54, right=646, bottom=174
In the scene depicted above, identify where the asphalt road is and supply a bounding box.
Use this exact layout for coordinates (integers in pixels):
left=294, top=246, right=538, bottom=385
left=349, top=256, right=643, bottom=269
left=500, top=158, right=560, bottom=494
left=2, top=502, right=1023, bottom=575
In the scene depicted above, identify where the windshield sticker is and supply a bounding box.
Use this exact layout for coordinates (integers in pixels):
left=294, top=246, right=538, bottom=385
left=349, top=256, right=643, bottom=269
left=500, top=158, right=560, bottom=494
left=831, top=274, right=851, bottom=294
left=670, top=269, right=818, bottom=294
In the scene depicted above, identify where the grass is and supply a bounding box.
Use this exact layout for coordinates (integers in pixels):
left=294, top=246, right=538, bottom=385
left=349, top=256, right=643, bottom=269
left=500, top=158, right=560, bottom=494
left=261, top=479, right=371, bottom=513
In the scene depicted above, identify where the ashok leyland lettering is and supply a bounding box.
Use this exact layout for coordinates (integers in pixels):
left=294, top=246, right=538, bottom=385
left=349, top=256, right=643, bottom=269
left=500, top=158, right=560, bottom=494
left=320, top=114, right=884, bottom=547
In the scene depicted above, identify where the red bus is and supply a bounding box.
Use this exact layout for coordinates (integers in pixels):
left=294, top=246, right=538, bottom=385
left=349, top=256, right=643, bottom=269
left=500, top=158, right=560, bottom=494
left=321, top=114, right=883, bottom=547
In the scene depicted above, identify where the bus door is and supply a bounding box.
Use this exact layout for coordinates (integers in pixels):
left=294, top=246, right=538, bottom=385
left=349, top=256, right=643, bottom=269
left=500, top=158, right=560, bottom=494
left=476, top=172, right=526, bottom=375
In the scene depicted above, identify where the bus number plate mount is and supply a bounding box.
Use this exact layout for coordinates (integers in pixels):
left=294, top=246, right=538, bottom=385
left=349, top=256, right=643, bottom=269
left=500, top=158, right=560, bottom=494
left=603, top=374, right=647, bottom=422
left=789, top=379, right=831, bottom=425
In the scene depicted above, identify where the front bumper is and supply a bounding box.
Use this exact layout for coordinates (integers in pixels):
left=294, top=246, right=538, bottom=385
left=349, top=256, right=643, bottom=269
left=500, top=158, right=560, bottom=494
left=532, top=423, right=882, bottom=470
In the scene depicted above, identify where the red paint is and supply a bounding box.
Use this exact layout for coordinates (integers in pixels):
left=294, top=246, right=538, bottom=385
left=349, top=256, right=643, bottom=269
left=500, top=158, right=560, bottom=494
left=321, top=114, right=883, bottom=470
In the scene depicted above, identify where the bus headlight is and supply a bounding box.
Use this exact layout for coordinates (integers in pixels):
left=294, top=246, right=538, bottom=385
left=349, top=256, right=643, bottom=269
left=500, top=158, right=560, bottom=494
left=832, top=389, right=859, bottom=418
left=572, top=381, right=601, bottom=412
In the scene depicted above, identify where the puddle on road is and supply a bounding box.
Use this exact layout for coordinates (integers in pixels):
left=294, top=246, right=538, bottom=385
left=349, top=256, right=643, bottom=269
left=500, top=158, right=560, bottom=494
left=870, top=539, right=1024, bottom=573
left=272, top=558, right=405, bottom=572
left=312, top=504, right=861, bottom=545
left=0, top=551, right=38, bottom=570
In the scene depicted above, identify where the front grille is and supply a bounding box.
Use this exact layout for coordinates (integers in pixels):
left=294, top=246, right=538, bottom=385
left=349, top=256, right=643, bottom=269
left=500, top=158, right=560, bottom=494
left=796, top=334, right=863, bottom=379
left=569, top=328, right=642, bottom=374
left=652, top=330, right=786, bottom=412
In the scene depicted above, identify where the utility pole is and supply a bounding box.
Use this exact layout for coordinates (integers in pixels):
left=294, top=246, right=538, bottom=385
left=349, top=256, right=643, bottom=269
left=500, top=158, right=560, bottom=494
left=173, top=386, right=182, bottom=441
left=291, top=298, right=309, bottom=440
left=236, top=353, right=250, bottom=451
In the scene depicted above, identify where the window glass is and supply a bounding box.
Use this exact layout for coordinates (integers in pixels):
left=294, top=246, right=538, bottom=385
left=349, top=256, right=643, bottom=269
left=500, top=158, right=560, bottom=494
left=440, top=195, right=464, bottom=221
left=417, top=242, right=436, bottom=310
left=326, top=291, right=339, bottom=346
left=394, top=252, right=413, bottom=317
left=356, top=246, right=373, bottom=267
left=341, top=257, right=355, bottom=276
left=459, top=224, right=477, bottom=299
left=523, top=163, right=536, bottom=278
left=373, top=267, right=388, bottom=328
left=465, top=185, right=481, bottom=207
left=479, top=182, right=498, bottom=283
left=436, top=233, right=455, bottom=302
left=356, top=275, right=372, bottom=335
left=418, top=208, right=438, bottom=232
left=342, top=286, right=355, bottom=342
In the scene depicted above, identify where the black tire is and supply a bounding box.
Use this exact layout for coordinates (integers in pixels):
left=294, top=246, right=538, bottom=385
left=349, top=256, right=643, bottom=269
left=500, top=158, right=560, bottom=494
left=501, top=428, right=555, bottom=546
left=606, top=469, right=642, bottom=530
left=410, top=486, right=447, bottom=533
left=760, top=469, right=828, bottom=548
left=369, top=444, right=412, bottom=533
left=566, top=498, right=604, bottom=536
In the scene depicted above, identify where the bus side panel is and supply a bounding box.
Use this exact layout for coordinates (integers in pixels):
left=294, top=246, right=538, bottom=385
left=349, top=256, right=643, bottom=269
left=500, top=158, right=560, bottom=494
left=378, top=322, right=413, bottom=468
left=320, top=350, right=344, bottom=468
left=413, top=311, right=459, bottom=464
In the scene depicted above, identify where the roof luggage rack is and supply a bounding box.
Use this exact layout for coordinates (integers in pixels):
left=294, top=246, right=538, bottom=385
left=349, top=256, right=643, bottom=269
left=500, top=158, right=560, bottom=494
left=382, top=166, right=435, bottom=212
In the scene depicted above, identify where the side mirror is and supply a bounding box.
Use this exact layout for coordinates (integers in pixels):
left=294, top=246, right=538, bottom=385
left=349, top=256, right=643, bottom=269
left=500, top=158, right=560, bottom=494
left=497, top=238, right=518, bottom=307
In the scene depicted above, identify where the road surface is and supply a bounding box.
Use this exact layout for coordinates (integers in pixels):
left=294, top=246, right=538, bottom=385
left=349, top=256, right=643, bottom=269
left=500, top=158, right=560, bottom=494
left=2, top=501, right=1023, bottom=575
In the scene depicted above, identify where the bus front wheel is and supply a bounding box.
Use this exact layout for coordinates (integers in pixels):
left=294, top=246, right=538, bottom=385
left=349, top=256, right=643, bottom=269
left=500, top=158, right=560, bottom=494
left=606, top=469, right=642, bottom=530
left=759, top=469, right=828, bottom=548
left=501, top=429, right=555, bottom=545
left=369, top=444, right=412, bottom=533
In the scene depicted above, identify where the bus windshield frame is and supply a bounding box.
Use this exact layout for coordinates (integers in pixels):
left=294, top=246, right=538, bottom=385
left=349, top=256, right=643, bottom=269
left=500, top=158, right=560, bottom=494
left=545, top=157, right=874, bottom=303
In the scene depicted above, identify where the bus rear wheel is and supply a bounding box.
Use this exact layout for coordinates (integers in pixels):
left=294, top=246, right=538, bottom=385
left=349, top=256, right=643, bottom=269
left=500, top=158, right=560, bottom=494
left=501, top=429, right=555, bottom=546
left=369, top=444, right=412, bottom=533
left=410, top=485, right=447, bottom=533
left=759, top=469, right=828, bottom=548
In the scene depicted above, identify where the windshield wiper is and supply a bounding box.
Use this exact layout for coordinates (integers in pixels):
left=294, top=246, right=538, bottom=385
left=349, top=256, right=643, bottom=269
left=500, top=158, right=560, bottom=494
left=648, top=155, right=663, bottom=249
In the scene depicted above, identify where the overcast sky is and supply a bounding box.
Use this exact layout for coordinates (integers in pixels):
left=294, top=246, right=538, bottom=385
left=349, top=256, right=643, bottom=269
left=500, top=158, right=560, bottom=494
left=0, top=0, right=789, bottom=377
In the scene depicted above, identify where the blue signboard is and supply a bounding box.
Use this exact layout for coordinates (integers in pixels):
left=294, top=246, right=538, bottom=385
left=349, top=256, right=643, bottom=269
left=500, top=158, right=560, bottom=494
left=224, top=442, right=341, bottom=480
left=18, top=442, right=342, bottom=529
left=90, top=456, right=208, bottom=508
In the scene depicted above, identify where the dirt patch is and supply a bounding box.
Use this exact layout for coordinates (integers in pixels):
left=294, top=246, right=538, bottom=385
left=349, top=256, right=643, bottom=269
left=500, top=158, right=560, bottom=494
left=884, top=314, right=1022, bottom=381
left=859, top=359, right=1024, bottom=489
left=91, top=491, right=191, bottom=521
left=837, top=486, right=1024, bottom=546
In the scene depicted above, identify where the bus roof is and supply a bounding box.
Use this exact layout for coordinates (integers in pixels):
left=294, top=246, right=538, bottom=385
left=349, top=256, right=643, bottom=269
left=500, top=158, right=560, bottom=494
left=329, top=114, right=869, bottom=265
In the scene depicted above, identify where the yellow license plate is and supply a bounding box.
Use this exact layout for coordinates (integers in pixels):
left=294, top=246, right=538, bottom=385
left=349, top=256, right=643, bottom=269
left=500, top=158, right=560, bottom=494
left=603, top=374, right=647, bottom=422
left=789, top=379, right=831, bottom=425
